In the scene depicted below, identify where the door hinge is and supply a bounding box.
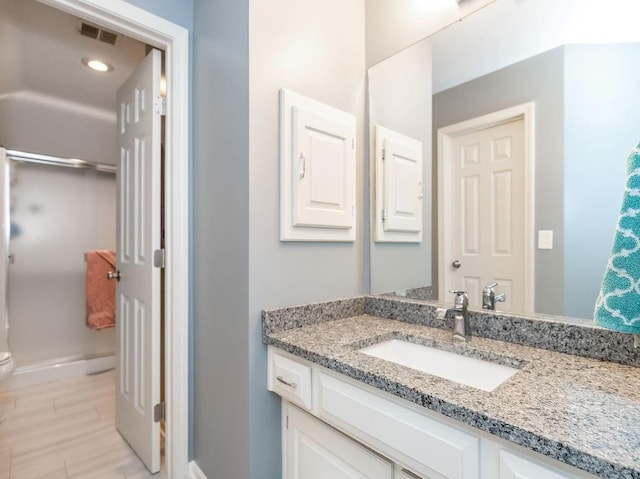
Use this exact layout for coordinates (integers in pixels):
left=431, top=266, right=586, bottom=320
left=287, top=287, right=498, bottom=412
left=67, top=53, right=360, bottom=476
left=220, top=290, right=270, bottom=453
left=153, top=402, right=165, bottom=423
left=382, top=209, right=387, bottom=221
left=154, top=95, right=166, bottom=116
left=154, top=248, right=165, bottom=268
left=286, top=415, right=289, bottom=429
left=352, top=138, right=355, bottom=149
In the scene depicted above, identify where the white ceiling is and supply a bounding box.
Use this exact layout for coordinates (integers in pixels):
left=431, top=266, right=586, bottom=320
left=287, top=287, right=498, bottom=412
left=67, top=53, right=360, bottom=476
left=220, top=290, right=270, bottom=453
left=0, top=0, right=147, bottom=112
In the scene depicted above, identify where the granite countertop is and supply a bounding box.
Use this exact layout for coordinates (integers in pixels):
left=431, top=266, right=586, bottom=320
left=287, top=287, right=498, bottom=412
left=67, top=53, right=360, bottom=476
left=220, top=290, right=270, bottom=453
left=264, top=312, right=640, bottom=479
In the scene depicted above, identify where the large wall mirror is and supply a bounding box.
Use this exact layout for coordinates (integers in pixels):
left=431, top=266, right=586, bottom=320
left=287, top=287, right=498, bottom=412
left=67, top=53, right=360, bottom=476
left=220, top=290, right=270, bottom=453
left=369, top=0, right=640, bottom=320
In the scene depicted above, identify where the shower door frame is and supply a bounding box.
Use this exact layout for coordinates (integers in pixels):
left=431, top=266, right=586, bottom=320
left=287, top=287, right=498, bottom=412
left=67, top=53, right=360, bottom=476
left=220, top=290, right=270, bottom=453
left=36, top=1, right=191, bottom=478
left=0, top=149, right=8, bottom=353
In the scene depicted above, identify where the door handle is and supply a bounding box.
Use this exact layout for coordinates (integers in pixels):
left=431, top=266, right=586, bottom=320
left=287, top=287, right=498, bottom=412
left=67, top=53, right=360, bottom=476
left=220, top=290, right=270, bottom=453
left=451, top=260, right=461, bottom=269
left=107, top=270, right=121, bottom=281
left=299, top=152, right=306, bottom=179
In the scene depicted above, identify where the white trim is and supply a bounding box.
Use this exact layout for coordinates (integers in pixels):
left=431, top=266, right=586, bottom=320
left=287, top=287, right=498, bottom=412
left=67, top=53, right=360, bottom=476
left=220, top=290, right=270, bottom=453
left=1, top=355, right=115, bottom=391
left=0, top=148, right=8, bottom=353
left=437, top=102, right=535, bottom=313
left=188, top=461, right=208, bottom=479
left=36, top=1, right=191, bottom=478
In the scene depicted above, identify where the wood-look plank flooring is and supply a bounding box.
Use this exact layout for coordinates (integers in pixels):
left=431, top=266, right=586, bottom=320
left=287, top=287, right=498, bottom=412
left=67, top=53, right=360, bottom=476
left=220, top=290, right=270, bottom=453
left=0, top=370, right=158, bottom=479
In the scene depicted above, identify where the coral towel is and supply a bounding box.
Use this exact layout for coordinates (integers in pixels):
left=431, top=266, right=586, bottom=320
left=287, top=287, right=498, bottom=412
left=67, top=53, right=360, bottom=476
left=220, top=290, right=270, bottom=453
left=86, top=250, right=117, bottom=330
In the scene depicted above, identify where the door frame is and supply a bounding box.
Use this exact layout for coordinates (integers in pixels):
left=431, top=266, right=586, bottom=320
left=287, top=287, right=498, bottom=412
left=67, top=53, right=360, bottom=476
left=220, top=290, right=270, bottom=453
left=437, top=102, right=535, bottom=313
left=38, top=0, right=190, bottom=477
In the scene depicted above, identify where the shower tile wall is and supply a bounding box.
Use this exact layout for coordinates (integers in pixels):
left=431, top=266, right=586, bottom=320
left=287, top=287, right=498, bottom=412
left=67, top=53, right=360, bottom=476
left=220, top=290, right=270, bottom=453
left=8, top=162, right=116, bottom=366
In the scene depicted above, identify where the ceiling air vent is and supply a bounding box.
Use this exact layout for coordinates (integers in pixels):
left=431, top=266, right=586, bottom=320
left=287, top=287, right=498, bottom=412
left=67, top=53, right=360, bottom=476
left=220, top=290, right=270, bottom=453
left=78, top=22, right=119, bottom=46
left=79, top=22, right=99, bottom=40
left=98, top=30, right=118, bottom=46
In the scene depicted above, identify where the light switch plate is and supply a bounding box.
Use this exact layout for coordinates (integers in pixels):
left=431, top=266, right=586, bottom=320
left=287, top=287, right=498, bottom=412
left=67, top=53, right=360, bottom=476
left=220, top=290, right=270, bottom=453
left=538, top=230, right=553, bottom=250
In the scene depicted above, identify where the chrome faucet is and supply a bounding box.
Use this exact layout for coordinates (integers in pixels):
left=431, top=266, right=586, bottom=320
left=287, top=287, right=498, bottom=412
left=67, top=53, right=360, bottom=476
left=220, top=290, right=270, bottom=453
left=482, top=283, right=506, bottom=310
left=446, top=290, right=471, bottom=343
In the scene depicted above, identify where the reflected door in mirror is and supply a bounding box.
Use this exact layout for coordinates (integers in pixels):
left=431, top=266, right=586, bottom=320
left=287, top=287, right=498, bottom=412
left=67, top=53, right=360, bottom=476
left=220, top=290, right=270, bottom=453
left=445, top=118, right=525, bottom=312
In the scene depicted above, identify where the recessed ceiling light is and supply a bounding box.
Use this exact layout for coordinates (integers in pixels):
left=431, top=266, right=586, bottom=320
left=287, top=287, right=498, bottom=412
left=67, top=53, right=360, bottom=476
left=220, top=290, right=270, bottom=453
left=81, top=57, right=114, bottom=73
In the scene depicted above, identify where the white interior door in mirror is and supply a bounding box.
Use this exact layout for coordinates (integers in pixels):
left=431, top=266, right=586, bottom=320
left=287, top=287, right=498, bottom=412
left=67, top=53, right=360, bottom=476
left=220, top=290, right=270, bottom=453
left=280, top=89, right=356, bottom=242
left=439, top=111, right=530, bottom=313
left=375, top=125, right=423, bottom=243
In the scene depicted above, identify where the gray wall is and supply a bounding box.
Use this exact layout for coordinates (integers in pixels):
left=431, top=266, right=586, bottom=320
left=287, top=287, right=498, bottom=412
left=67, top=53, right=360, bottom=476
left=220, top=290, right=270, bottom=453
left=564, top=43, right=640, bottom=318
left=0, top=94, right=118, bottom=165
left=124, top=0, right=193, bottom=29
left=433, top=47, right=565, bottom=315
left=192, top=0, right=250, bottom=477
left=129, top=2, right=365, bottom=476
left=248, top=1, right=366, bottom=477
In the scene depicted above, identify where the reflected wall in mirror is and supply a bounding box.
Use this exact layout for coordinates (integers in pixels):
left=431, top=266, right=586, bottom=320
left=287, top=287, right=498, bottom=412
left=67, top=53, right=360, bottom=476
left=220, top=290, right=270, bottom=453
left=368, top=0, right=640, bottom=319
left=369, top=36, right=433, bottom=298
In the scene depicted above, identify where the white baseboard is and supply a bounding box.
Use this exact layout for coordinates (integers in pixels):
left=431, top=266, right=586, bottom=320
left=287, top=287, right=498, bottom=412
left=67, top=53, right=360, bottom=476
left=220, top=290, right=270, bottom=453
left=1, top=355, right=115, bottom=391
left=188, top=461, right=207, bottom=479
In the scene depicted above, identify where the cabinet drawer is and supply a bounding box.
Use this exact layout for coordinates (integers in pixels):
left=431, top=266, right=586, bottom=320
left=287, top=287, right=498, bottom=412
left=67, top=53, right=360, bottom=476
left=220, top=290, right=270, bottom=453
left=268, top=347, right=312, bottom=409
left=316, top=372, right=479, bottom=479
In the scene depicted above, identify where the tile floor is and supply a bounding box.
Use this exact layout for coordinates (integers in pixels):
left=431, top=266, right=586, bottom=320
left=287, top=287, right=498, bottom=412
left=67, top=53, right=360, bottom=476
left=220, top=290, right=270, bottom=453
left=0, top=370, right=157, bottom=479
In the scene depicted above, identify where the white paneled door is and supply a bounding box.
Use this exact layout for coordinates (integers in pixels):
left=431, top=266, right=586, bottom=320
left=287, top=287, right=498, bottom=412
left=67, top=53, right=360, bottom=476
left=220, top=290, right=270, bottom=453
left=115, top=49, right=162, bottom=473
left=446, top=118, right=525, bottom=312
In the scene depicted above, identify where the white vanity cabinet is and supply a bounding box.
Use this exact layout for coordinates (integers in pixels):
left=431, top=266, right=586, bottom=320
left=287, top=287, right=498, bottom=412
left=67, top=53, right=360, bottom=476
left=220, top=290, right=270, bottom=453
left=398, top=469, right=426, bottom=479
left=285, top=403, right=394, bottom=479
left=268, top=347, right=594, bottom=479
left=495, top=449, right=583, bottom=479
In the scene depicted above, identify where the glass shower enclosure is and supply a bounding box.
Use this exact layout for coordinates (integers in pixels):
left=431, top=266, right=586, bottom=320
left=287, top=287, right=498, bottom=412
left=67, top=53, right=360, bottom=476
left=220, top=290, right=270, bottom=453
left=3, top=149, right=116, bottom=372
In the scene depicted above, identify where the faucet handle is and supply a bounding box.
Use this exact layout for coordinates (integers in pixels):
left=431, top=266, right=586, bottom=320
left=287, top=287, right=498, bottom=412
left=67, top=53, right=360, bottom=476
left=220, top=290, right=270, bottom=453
left=483, top=282, right=498, bottom=292
left=495, top=293, right=506, bottom=303
left=449, top=290, right=468, bottom=309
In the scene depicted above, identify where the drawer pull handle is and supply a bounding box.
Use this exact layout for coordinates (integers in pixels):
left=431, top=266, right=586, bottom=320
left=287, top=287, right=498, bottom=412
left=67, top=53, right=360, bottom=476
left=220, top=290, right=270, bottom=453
left=276, top=376, right=297, bottom=389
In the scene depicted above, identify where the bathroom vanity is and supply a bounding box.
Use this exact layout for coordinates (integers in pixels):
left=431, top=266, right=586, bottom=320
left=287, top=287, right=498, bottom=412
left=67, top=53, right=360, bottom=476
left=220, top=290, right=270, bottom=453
left=263, top=297, right=640, bottom=479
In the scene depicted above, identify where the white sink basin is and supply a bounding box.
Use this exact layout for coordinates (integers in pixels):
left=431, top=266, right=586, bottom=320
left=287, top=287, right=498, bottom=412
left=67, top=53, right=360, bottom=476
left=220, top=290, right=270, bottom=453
left=358, top=339, right=519, bottom=392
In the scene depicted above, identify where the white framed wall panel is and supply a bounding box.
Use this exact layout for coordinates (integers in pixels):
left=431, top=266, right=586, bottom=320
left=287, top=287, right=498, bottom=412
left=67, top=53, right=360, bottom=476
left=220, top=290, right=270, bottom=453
left=280, top=89, right=356, bottom=241
left=374, top=125, right=423, bottom=243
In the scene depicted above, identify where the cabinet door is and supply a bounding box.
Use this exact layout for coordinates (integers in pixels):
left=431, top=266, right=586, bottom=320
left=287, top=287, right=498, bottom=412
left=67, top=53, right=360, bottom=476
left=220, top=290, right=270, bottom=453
left=287, top=404, right=394, bottom=479
left=499, top=450, right=579, bottom=479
